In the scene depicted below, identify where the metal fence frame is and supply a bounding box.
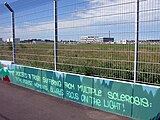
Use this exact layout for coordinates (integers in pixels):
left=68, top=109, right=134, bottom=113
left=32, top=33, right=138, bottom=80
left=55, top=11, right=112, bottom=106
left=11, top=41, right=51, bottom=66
left=1, top=0, right=160, bottom=85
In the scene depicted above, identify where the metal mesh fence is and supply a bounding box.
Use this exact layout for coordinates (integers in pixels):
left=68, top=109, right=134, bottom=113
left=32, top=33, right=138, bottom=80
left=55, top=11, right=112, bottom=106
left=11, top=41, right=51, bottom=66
left=0, top=0, right=160, bottom=85
left=15, top=1, right=54, bottom=68
left=57, top=0, right=135, bottom=81
left=0, top=4, right=12, bottom=61
left=0, top=0, right=55, bottom=68
left=137, top=0, right=160, bottom=84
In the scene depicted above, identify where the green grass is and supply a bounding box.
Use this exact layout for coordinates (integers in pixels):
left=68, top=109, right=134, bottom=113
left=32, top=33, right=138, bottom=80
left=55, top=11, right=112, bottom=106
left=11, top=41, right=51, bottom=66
left=0, top=43, right=160, bottom=84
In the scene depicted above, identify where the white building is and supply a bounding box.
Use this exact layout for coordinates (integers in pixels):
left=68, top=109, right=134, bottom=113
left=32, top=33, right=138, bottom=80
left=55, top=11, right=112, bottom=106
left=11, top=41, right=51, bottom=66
left=7, top=38, right=20, bottom=44
left=116, top=40, right=129, bottom=44
left=80, top=36, right=99, bottom=43
left=80, top=36, right=114, bottom=43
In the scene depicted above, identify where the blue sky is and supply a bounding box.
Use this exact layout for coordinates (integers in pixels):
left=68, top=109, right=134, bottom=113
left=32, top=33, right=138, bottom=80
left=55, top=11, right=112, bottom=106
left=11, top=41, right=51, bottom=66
left=0, top=0, right=17, bottom=4
left=0, top=0, right=160, bottom=41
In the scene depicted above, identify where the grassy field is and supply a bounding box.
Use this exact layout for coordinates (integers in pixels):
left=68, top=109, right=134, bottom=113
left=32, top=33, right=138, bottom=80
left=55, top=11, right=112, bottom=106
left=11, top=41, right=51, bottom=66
left=0, top=43, right=160, bottom=84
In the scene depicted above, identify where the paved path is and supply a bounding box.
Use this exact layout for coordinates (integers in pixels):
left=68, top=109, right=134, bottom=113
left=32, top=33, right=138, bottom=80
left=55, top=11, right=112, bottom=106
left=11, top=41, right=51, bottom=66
left=0, top=81, right=131, bottom=120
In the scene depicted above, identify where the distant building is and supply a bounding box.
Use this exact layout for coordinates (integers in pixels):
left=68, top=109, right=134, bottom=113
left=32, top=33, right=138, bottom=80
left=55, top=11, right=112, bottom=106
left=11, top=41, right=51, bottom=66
left=80, top=36, right=114, bottom=43
left=7, top=38, right=20, bottom=44
left=99, top=37, right=114, bottom=43
left=0, top=38, right=4, bottom=44
left=116, top=40, right=130, bottom=44
left=80, top=36, right=99, bottom=43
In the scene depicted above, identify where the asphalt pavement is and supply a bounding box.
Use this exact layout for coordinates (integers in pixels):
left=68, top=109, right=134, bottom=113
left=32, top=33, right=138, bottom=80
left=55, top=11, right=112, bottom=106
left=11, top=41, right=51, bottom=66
left=0, top=81, right=131, bottom=120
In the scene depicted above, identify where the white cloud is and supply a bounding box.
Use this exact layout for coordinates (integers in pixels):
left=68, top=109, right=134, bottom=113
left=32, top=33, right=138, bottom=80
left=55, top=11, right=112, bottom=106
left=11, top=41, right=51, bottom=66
left=0, top=26, right=11, bottom=40
left=77, top=0, right=159, bottom=22
left=1, top=0, right=160, bottom=40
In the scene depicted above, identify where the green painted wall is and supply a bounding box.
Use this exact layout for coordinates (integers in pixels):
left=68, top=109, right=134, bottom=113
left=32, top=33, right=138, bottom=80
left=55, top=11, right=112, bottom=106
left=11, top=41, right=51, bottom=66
left=93, top=78, right=133, bottom=117
left=133, top=85, right=160, bottom=120
left=15, top=66, right=42, bottom=91
left=41, top=69, right=63, bottom=98
left=0, top=63, right=160, bottom=120
left=63, top=73, right=93, bottom=107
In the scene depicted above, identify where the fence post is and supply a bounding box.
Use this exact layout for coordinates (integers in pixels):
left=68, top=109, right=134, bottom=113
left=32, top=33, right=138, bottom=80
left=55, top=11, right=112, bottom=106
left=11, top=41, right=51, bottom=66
left=12, top=12, right=16, bottom=64
left=54, top=0, right=58, bottom=71
left=134, top=0, right=139, bottom=83
left=4, top=2, right=16, bottom=64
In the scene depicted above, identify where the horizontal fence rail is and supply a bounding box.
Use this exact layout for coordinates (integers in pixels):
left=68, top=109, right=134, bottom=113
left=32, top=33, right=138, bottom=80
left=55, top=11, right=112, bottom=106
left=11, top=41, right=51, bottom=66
left=0, top=0, right=160, bottom=86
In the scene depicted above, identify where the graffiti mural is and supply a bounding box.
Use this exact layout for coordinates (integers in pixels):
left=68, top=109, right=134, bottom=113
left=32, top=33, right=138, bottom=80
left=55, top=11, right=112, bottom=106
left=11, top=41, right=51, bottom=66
left=41, top=70, right=63, bottom=98
left=93, top=79, right=133, bottom=117
left=63, top=74, right=93, bottom=107
left=0, top=62, right=160, bottom=120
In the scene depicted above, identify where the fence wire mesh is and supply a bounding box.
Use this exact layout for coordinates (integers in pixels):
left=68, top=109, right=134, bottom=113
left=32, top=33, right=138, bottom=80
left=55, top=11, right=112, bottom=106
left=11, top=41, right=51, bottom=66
left=0, top=4, right=12, bottom=61
left=57, top=0, right=136, bottom=82
left=0, top=0, right=160, bottom=85
left=137, top=0, right=160, bottom=84
left=0, top=0, right=55, bottom=69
